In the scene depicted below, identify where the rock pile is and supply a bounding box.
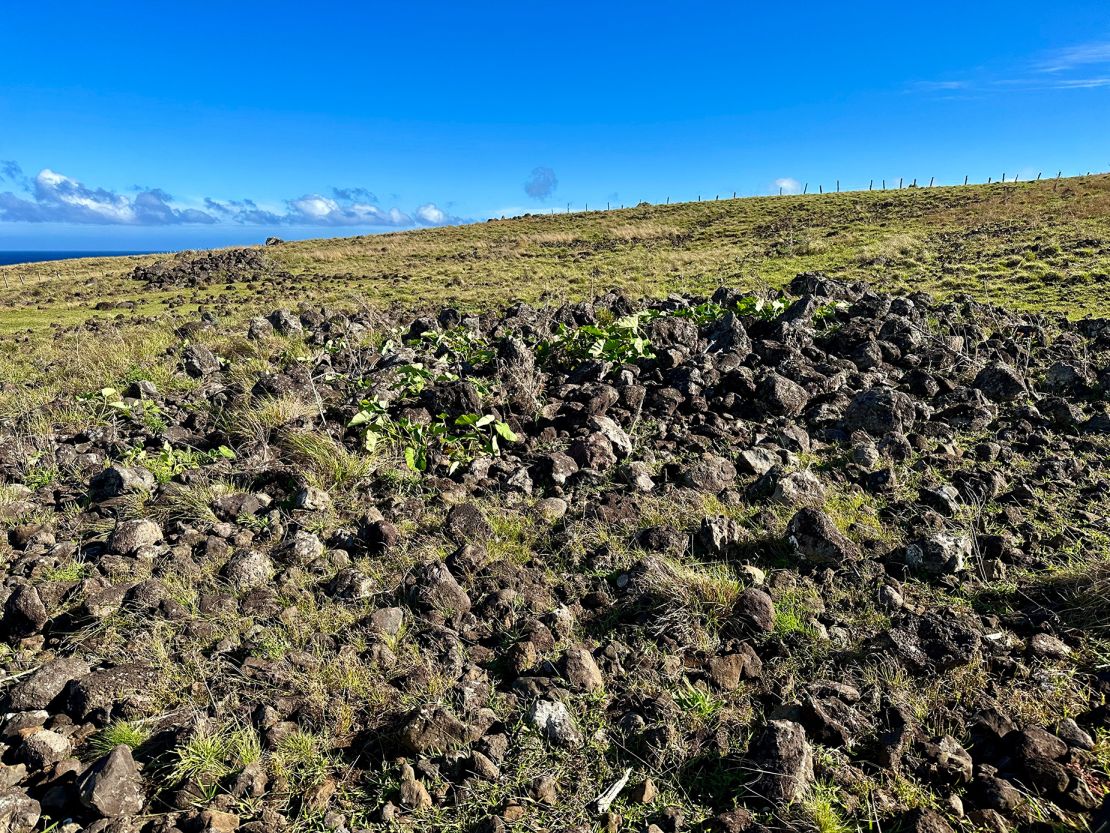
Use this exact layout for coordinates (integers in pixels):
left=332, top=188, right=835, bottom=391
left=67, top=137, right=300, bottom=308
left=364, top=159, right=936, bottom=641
left=0, top=274, right=1107, bottom=831
left=129, top=248, right=278, bottom=289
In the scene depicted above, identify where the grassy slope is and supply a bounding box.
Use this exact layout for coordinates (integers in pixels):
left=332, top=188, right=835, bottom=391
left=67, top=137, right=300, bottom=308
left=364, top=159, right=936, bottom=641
left=2, top=175, right=1109, bottom=340
left=3, top=174, right=1109, bottom=425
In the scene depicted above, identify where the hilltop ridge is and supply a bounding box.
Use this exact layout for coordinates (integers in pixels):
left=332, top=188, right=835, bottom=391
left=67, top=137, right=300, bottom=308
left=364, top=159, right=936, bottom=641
left=2, top=175, right=1110, bottom=338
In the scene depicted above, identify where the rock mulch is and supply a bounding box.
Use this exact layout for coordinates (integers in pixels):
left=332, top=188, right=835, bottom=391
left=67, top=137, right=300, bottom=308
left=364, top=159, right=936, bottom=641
left=0, top=272, right=1107, bottom=831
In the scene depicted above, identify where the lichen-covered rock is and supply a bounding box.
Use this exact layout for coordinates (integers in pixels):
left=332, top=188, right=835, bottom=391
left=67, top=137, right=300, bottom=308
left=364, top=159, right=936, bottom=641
left=749, top=720, right=814, bottom=804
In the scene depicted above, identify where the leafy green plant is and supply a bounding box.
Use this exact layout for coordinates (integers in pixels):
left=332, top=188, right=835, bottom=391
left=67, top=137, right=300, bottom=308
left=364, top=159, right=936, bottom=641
left=78, top=386, right=167, bottom=431
left=446, top=413, right=519, bottom=469
left=348, top=402, right=517, bottom=474
left=347, top=398, right=395, bottom=453
left=539, top=312, right=654, bottom=369
left=814, top=300, right=849, bottom=321
left=121, top=442, right=235, bottom=485
left=392, top=363, right=443, bottom=397
left=734, top=295, right=788, bottom=320
left=419, top=325, right=495, bottom=365
left=813, top=300, right=849, bottom=333
left=76, top=387, right=132, bottom=422
left=668, top=301, right=729, bottom=326
left=236, top=512, right=272, bottom=534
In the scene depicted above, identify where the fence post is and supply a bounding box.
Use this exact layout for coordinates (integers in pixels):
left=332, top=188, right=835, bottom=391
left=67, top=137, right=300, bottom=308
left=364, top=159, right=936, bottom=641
left=779, top=187, right=783, bottom=196
left=1036, top=173, right=1041, bottom=181
left=964, top=175, right=968, bottom=185
left=912, top=178, right=917, bottom=187
left=819, top=185, right=823, bottom=194
left=732, top=191, right=736, bottom=199
left=803, top=183, right=808, bottom=194
left=988, top=177, right=992, bottom=184
left=836, top=180, right=840, bottom=192
left=899, top=177, right=903, bottom=189
left=882, top=179, right=886, bottom=190
left=1001, top=173, right=1006, bottom=183
left=869, top=179, right=873, bottom=190
left=929, top=176, right=935, bottom=187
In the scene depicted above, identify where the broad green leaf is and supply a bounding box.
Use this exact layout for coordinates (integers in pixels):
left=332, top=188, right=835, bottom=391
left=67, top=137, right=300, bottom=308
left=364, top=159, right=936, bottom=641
left=494, top=422, right=518, bottom=442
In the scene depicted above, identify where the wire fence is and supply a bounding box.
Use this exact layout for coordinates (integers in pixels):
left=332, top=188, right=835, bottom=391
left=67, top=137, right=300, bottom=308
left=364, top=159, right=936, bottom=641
left=535, top=168, right=1108, bottom=215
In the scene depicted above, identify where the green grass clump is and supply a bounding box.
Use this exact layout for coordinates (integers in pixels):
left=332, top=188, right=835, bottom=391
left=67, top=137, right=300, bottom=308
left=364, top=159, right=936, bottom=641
left=85, top=720, right=151, bottom=759
left=271, top=730, right=334, bottom=791
left=773, top=588, right=822, bottom=639
left=804, top=783, right=852, bottom=833
left=674, top=677, right=724, bottom=722
left=171, top=725, right=263, bottom=793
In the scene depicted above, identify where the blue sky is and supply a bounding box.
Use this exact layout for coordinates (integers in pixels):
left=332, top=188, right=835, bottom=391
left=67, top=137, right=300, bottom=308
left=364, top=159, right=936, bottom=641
left=3, top=1, right=1110, bottom=249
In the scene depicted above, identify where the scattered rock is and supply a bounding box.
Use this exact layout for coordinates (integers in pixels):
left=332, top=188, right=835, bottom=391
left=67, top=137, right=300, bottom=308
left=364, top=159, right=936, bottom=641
left=0, top=789, right=39, bottom=833
left=786, top=508, right=861, bottom=565
left=76, top=745, right=145, bottom=817
left=108, top=518, right=163, bottom=555
left=527, top=699, right=582, bottom=747
left=844, top=388, right=916, bottom=435
left=735, top=588, right=775, bottom=633
left=222, top=549, right=274, bottom=591
left=562, top=646, right=604, bottom=692
left=973, top=363, right=1027, bottom=402
left=749, top=720, right=814, bottom=804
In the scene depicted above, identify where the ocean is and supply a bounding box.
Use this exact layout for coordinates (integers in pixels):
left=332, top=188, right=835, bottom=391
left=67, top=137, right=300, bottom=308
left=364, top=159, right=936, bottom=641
left=0, top=251, right=158, bottom=267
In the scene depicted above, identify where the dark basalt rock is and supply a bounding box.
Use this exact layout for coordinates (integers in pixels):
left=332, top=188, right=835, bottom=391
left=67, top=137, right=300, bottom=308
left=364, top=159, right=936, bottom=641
left=4, top=272, right=1107, bottom=832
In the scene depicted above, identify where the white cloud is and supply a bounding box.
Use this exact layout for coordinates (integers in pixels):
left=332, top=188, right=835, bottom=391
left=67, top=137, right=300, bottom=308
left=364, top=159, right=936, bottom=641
left=289, top=194, right=339, bottom=220
left=1051, top=77, right=1110, bottom=89
left=913, top=38, right=1110, bottom=95
left=414, top=203, right=446, bottom=224
left=0, top=164, right=469, bottom=229
left=773, top=177, right=802, bottom=195
left=1036, top=40, right=1110, bottom=73
left=36, top=169, right=136, bottom=223
left=0, top=168, right=217, bottom=225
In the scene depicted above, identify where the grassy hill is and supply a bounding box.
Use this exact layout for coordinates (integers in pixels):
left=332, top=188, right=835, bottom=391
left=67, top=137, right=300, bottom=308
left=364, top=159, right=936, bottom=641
left=2, top=175, right=1110, bottom=340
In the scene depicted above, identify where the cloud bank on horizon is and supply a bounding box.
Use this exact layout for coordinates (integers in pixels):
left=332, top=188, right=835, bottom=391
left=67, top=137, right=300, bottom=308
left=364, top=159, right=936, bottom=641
left=0, top=163, right=465, bottom=229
